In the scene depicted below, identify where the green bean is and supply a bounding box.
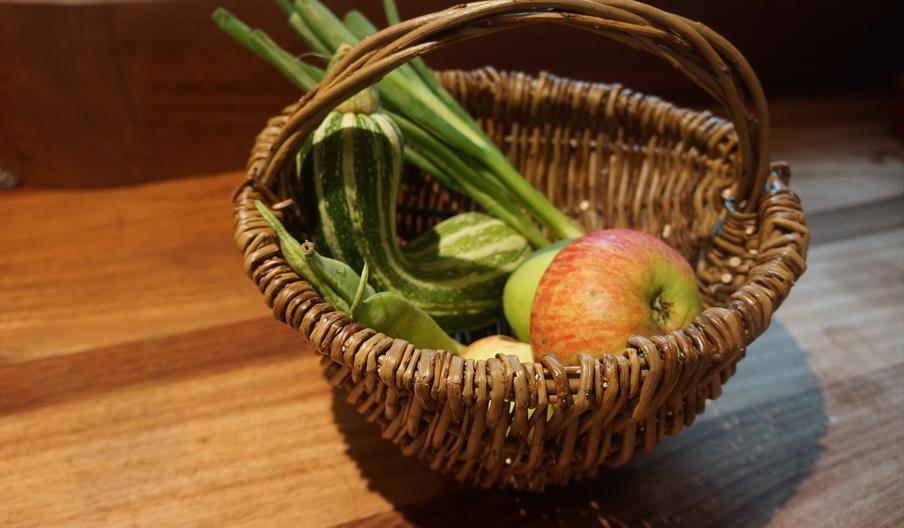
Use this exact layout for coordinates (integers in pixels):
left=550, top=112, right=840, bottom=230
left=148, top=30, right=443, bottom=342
left=301, top=240, right=376, bottom=302
left=355, top=292, right=464, bottom=353
left=256, top=201, right=462, bottom=352
left=350, top=260, right=370, bottom=314
left=256, top=201, right=351, bottom=312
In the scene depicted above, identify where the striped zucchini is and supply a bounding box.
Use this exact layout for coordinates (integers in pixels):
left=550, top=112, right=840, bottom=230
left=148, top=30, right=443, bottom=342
left=298, top=97, right=531, bottom=331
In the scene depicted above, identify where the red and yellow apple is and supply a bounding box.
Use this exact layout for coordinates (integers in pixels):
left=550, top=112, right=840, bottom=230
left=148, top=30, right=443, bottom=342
left=459, top=335, right=533, bottom=363
left=530, top=229, right=703, bottom=365
left=458, top=336, right=553, bottom=422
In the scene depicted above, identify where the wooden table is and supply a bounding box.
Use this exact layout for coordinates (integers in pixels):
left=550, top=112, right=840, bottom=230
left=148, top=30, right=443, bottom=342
left=2, top=96, right=902, bottom=527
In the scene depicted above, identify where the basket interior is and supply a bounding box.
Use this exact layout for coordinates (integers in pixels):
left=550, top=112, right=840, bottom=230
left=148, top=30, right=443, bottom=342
left=280, top=68, right=741, bottom=329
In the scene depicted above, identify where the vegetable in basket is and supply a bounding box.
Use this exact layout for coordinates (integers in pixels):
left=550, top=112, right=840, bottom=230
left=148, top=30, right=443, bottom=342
left=294, top=64, right=532, bottom=331
left=212, top=1, right=584, bottom=246
left=256, top=201, right=464, bottom=353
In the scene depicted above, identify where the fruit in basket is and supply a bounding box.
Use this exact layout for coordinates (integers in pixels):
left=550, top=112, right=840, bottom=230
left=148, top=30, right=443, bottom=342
left=502, top=239, right=571, bottom=342
left=458, top=336, right=552, bottom=423
left=530, top=229, right=703, bottom=365
left=459, top=335, right=533, bottom=363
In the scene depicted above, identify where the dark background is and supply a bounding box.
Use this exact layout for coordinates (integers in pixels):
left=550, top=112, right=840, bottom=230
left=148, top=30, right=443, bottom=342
left=1, top=0, right=901, bottom=187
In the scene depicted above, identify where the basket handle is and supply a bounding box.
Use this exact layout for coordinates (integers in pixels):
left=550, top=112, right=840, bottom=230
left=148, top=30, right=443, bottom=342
left=258, top=0, right=770, bottom=212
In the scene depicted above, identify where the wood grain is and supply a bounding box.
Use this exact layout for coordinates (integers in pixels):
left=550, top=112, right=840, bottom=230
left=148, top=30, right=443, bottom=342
left=0, top=339, right=461, bottom=527
left=1, top=227, right=900, bottom=527
left=1, top=97, right=903, bottom=526
left=0, top=318, right=298, bottom=415
left=769, top=96, right=904, bottom=214
left=806, top=196, right=904, bottom=245
left=0, top=0, right=301, bottom=188
left=0, top=172, right=265, bottom=364
left=1, top=0, right=900, bottom=187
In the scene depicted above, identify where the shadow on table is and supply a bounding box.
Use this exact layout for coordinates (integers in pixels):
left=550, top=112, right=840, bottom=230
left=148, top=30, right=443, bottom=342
left=330, top=321, right=826, bottom=527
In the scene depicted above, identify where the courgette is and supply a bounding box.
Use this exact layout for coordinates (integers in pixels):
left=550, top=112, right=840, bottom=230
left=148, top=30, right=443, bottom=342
left=299, top=91, right=531, bottom=331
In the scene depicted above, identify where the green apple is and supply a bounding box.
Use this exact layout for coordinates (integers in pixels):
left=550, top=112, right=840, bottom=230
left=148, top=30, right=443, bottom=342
left=531, top=229, right=703, bottom=365
left=502, top=239, right=571, bottom=342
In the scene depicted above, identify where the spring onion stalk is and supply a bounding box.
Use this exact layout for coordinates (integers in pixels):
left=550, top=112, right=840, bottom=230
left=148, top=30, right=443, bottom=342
left=340, top=9, right=524, bottom=204
left=347, top=6, right=476, bottom=131
left=341, top=8, right=549, bottom=245
left=342, top=10, right=379, bottom=45
left=382, top=0, right=400, bottom=26
left=392, top=115, right=548, bottom=247
left=212, top=8, right=322, bottom=90
left=277, top=0, right=331, bottom=55
left=289, top=13, right=331, bottom=57
left=274, top=0, right=294, bottom=17
left=401, top=149, right=460, bottom=193
left=381, top=0, right=484, bottom=133
left=397, top=116, right=547, bottom=247
left=291, top=0, right=584, bottom=240
left=213, top=8, right=546, bottom=245
left=341, top=10, right=422, bottom=88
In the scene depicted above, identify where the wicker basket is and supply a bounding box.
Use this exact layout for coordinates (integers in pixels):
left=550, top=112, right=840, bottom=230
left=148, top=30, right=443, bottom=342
left=232, top=0, right=808, bottom=491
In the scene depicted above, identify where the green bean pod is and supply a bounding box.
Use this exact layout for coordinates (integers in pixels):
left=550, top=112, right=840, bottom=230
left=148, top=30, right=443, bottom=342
left=256, top=201, right=462, bottom=352
left=355, top=292, right=464, bottom=353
